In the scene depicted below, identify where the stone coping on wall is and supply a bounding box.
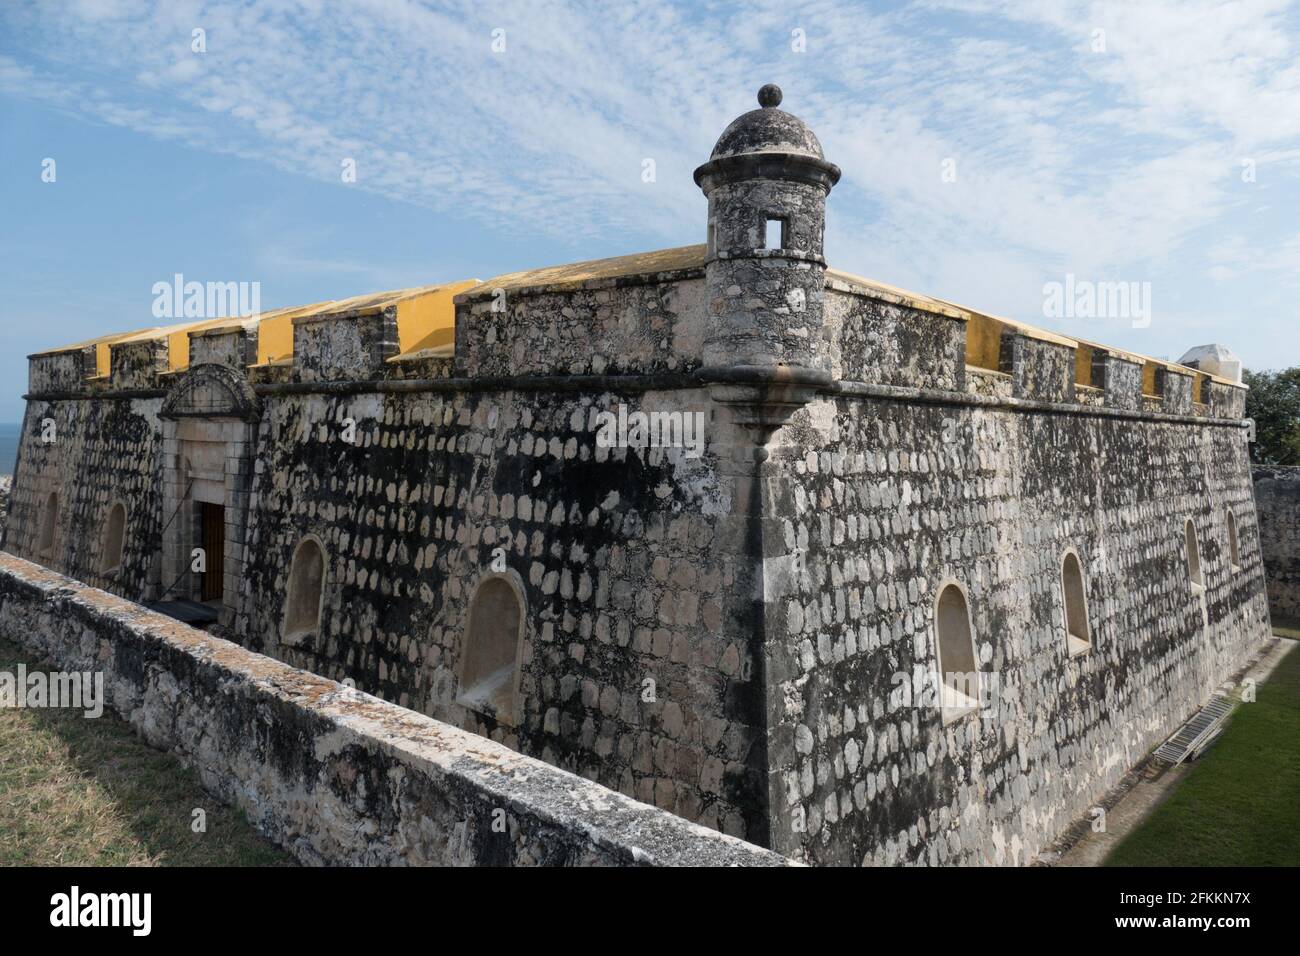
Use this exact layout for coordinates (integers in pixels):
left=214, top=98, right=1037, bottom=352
left=23, top=369, right=1249, bottom=428
left=0, top=552, right=789, bottom=867
left=29, top=245, right=1245, bottom=408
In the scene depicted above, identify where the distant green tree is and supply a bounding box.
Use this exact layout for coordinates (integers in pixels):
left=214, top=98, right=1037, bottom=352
left=1244, top=367, right=1300, bottom=465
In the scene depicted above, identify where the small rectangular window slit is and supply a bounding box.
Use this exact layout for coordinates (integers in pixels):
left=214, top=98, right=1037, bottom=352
left=764, top=218, right=784, bottom=250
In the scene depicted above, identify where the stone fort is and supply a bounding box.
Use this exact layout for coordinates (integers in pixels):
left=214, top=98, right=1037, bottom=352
left=3, top=86, right=1272, bottom=865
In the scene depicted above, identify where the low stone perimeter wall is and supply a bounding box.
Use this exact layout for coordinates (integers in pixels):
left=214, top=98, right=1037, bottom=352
left=1253, top=465, right=1300, bottom=628
left=0, top=552, right=787, bottom=867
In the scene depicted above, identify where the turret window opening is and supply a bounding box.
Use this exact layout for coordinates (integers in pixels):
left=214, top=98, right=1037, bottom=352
left=764, top=216, right=786, bottom=250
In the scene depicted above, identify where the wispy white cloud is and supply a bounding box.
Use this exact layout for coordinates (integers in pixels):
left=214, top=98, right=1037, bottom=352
left=3, top=0, right=1300, bottom=366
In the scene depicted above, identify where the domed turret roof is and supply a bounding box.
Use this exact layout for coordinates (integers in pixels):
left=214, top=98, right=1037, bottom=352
left=707, top=84, right=826, bottom=161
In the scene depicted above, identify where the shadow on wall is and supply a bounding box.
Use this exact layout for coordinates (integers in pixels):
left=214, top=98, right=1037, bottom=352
left=1253, top=465, right=1300, bottom=629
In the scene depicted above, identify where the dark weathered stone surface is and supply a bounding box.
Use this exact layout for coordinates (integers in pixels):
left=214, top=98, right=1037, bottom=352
left=1008, top=336, right=1074, bottom=403
left=4, top=396, right=164, bottom=599
left=294, top=309, right=399, bottom=383
left=233, top=386, right=768, bottom=839
left=0, top=552, right=789, bottom=867
left=763, top=389, right=1266, bottom=864
left=1253, top=465, right=1300, bottom=627
left=3, top=86, right=1269, bottom=866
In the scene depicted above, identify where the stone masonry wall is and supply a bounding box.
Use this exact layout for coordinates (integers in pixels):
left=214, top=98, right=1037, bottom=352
left=0, top=552, right=788, bottom=866
left=763, top=393, right=1270, bottom=865
left=235, top=383, right=770, bottom=842
left=1009, top=337, right=1075, bottom=402
left=6, top=264, right=1262, bottom=866
left=822, top=289, right=965, bottom=391
left=1252, top=465, right=1300, bottom=627
left=456, top=277, right=709, bottom=378
left=3, top=397, right=163, bottom=600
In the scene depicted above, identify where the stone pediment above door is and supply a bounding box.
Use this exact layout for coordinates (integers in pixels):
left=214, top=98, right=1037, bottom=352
left=161, top=363, right=261, bottom=421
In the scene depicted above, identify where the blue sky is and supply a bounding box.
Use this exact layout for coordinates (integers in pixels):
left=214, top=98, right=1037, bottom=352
left=2, top=0, right=1299, bottom=423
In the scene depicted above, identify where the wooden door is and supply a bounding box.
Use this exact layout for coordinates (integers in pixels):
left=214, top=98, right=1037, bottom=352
left=200, top=502, right=225, bottom=602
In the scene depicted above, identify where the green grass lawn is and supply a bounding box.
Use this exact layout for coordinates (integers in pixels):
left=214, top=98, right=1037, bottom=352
left=1106, top=638, right=1300, bottom=866
left=0, top=635, right=292, bottom=866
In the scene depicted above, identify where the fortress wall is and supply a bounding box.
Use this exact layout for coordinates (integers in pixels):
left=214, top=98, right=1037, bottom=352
left=234, top=383, right=771, bottom=841
left=191, top=327, right=258, bottom=368
left=762, top=394, right=1269, bottom=865
left=455, top=276, right=709, bottom=378
left=29, top=350, right=94, bottom=393
left=0, top=553, right=787, bottom=867
left=1252, top=465, right=1300, bottom=627
left=1104, top=356, right=1144, bottom=410
left=3, top=396, right=163, bottom=600
left=1007, top=336, right=1075, bottom=402
left=110, top=340, right=168, bottom=389
left=1163, top=369, right=1195, bottom=414
left=1210, top=379, right=1247, bottom=418
left=294, top=309, right=398, bottom=382
left=822, top=292, right=966, bottom=390
left=6, top=268, right=1262, bottom=866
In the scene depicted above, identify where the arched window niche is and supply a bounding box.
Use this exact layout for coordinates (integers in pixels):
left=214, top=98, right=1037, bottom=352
left=1185, top=519, right=1204, bottom=589
left=934, top=580, right=980, bottom=724
left=1185, top=518, right=1209, bottom=628
left=1226, top=510, right=1240, bottom=570
left=457, top=573, right=527, bottom=726
left=1060, top=550, right=1091, bottom=657
left=281, top=536, right=327, bottom=647
left=37, top=491, right=59, bottom=558
left=101, top=501, right=127, bottom=575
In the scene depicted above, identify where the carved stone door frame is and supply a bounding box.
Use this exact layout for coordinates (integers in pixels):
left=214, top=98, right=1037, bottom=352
left=159, top=364, right=261, bottom=628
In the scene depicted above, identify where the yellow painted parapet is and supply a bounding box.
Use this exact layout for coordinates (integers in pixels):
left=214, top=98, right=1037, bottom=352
left=965, top=314, right=1005, bottom=373
left=278, top=281, right=479, bottom=366
left=825, top=268, right=969, bottom=321
left=465, top=245, right=707, bottom=299
left=200, top=303, right=330, bottom=367
left=27, top=245, right=1243, bottom=392
left=159, top=318, right=243, bottom=370
left=30, top=279, right=479, bottom=380
left=395, top=280, right=479, bottom=355
left=31, top=328, right=161, bottom=379
left=34, top=318, right=253, bottom=379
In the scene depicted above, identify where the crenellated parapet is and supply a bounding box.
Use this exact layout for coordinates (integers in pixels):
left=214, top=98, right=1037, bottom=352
left=18, top=78, right=1247, bottom=427
left=291, top=282, right=475, bottom=382
left=188, top=322, right=259, bottom=370
left=819, top=278, right=1248, bottom=422
left=28, top=347, right=96, bottom=393
left=292, top=304, right=397, bottom=382
left=452, top=247, right=708, bottom=379
left=108, top=336, right=169, bottom=389
left=22, top=283, right=476, bottom=394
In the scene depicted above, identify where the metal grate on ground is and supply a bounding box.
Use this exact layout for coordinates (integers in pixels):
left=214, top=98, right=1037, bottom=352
left=1152, top=694, right=1234, bottom=765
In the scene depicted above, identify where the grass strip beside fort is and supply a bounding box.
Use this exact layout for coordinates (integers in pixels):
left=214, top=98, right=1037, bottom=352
left=1106, top=638, right=1300, bottom=867
left=0, top=634, right=291, bottom=866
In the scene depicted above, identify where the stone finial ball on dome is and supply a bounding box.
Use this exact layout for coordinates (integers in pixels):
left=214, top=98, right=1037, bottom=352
left=697, top=83, right=839, bottom=176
